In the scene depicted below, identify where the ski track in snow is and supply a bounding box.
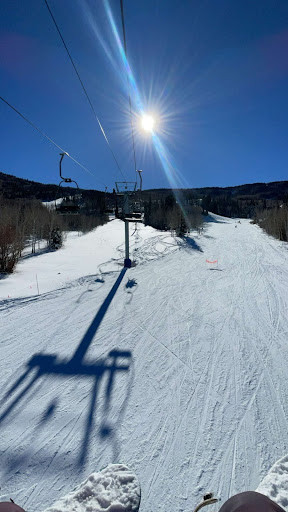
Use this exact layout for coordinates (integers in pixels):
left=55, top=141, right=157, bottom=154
left=1, top=217, right=288, bottom=512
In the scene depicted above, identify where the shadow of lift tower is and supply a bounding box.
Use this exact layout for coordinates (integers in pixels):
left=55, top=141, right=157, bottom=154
left=0, top=269, right=131, bottom=467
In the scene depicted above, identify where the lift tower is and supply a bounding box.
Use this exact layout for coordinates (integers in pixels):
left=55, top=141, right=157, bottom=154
left=115, top=173, right=143, bottom=268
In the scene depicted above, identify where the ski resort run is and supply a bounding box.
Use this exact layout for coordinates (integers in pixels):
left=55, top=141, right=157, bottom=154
left=1, top=215, right=288, bottom=512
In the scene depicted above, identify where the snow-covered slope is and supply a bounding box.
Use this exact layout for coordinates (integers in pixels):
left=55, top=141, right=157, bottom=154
left=1, top=216, right=288, bottom=512
left=256, top=454, right=288, bottom=511
left=0, top=220, right=178, bottom=300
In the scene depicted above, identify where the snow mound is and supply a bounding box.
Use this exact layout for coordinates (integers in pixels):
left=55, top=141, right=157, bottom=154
left=42, top=464, right=140, bottom=512
left=256, top=455, right=288, bottom=511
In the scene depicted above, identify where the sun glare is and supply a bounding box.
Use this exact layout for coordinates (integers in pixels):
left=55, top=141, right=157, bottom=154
left=141, top=115, right=155, bottom=132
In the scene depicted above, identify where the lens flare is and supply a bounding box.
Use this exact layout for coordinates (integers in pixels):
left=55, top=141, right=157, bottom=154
left=141, top=115, right=155, bottom=132
left=102, top=0, right=191, bottom=228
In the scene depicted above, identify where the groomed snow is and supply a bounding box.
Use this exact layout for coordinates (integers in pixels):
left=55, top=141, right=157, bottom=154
left=1, top=215, right=288, bottom=512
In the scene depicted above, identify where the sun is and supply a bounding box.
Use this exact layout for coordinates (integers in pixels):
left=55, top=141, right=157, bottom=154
left=141, top=114, right=155, bottom=132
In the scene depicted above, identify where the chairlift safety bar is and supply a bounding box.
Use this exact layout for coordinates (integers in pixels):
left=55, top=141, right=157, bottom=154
left=115, top=181, right=137, bottom=194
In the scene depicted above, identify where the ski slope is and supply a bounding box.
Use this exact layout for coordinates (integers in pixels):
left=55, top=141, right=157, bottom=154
left=1, top=216, right=288, bottom=512
left=256, top=454, right=288, bottom=510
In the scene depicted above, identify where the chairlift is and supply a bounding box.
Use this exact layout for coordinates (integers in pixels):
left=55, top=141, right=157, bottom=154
left=129, top=171, right=144, bottom=222
left=124, top=188, right=144, bottom=222
left=124, top=213, right=143, bottom=222
left=123, top=200, right=144, bottom=222
left=55, top=153, right=82, bottom=215
left=124, top=203, right=144, bottom=222
left=114, top=180, right=144, bottom=222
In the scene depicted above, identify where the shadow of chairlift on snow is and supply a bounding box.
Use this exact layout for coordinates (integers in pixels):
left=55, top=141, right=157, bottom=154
left=0, top=268, right=131, bottom=467
left=125, top=278, right=137, bottom=289
left=125, top=278, right=138, bottom=305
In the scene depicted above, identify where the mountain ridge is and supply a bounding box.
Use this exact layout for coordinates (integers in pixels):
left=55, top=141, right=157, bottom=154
left=1, top=171, right=288, bottom=202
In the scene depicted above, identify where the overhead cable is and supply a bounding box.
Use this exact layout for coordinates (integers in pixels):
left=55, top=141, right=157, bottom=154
left=120, top=0, right=138, bottom=182
left=0, top=95, right=106, bottom=186
left=44, top=0, right=126, bottom=182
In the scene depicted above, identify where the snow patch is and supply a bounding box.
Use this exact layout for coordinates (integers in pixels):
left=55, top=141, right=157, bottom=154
left=43, top=199, right=63, bottom=209
left=43, top=464, right=140, bottom=512
left=256, top=455, right=288, bottom=511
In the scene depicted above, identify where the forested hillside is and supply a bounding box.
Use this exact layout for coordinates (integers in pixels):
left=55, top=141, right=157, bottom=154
left=1, top=172, right=288, bottom=258
left=2, top=172, right=288, bottom=209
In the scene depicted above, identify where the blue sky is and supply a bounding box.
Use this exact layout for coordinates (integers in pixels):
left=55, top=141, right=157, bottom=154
left=1, top=0, right=288, bottom=192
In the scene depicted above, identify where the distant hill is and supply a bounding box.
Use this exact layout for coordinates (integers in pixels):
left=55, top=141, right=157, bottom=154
left=143, top=181, right=288, bottom=201
left=1, top=171, right=288, bottom=219
left=141, top=181, right=288, bottom=220
left=0, top=171, right=104, bottom=201
left=1, top=171, right=288, bottom=202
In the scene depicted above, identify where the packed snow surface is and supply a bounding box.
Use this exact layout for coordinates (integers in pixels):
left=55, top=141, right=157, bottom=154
left=256, top=455, right=288, bottom=511
left=43, top=464, right=140, bottom=512
left=1, top=216, right=288, bottom=512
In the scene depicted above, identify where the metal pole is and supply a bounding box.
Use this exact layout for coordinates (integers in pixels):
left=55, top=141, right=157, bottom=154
left=123, top=191, right=131, bottom=268
left=125, top=220, right=129, bottom=259
left=36, top=274, right=40, bottom=296
left=104, top=186, right=107, bottom=210
left=137, top=169, right=143, bottom=191
left=59, top=153, right=65, bottom=180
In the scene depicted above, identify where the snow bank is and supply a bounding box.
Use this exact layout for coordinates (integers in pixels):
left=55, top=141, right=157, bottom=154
left=256, top=455, right=288, bottom=511
left=42, top=465, right=140, bottom=512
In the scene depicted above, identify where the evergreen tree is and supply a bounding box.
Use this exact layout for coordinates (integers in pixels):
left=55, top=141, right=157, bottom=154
left=49, top=227, right=63, bottom=250
left=177, top=213, right=187, bottom=237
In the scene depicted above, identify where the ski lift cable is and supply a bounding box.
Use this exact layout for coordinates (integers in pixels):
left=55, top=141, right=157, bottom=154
left=0, top=95, right=106, bottom=186
left=120, top=0, right=138, bottom=183
left=44, top=0, right=127, bottom=184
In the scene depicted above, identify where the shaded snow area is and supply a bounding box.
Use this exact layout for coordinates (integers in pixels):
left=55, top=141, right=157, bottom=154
left=1, top=215, right=288, bottom=512
left=256, top=455, right=288, bottom=511
left=43, top=464, right=140, bottom=512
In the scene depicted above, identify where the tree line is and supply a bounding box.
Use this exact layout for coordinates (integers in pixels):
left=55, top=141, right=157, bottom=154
left=143, top=193, right=203, bottom=235
left=142, top=191, right=288, bottom=244
left=0, top=196, right=107, bottom=274
left=254, top=203, right=288, bottom=242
